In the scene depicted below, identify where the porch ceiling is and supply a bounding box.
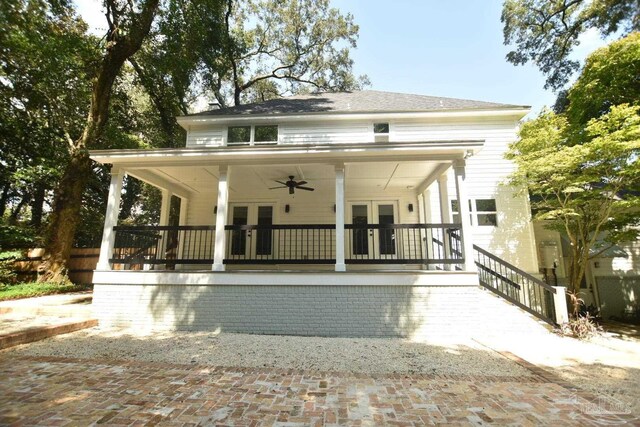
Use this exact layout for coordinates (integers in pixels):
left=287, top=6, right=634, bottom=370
left=125, top=161, right=446, bottom=195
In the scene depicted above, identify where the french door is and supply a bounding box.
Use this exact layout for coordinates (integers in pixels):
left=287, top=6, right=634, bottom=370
left=229, top=203, right=275, bottom=259
left=347, top=201, right=398, bottom=260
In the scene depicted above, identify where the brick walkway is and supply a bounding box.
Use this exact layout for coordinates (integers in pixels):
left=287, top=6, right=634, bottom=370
left=0, top=355, right=635, bottom=426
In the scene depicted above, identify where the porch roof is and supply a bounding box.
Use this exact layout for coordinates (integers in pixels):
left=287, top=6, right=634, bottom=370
left=90, top=140, right=484, bottom=168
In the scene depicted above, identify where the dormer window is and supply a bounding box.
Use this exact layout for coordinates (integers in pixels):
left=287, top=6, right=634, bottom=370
left=227, top=125, right=278, bottom=145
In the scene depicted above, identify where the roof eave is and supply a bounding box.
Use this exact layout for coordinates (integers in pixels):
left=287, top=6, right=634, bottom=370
left=176, top=107, right=530, bottom=129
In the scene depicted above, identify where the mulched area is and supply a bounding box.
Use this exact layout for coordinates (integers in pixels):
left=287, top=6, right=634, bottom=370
left=1, top=355, right=636, bottom=426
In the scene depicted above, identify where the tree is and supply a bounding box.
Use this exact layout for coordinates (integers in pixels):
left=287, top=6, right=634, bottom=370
left=39, top=0, right=160, bottom=282
left=501, top=0, right=640, bottom=91
left=216, top=0, right=369, bottom=106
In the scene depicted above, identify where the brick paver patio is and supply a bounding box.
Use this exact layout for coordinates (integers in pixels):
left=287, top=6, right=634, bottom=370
left=0, top=355, right=636, bottom=426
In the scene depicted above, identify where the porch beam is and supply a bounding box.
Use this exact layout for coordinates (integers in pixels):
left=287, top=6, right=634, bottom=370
left=415, top=163, right=451, bottom=196
left=453, top=159, right=475, bottom=271
left=212, top=166, right=229, bottom=271
left=97, top=168, right=125, bottom=270
left=125, top=169, right=192, bottom=200
left=335, top=164, right=346, bottom=272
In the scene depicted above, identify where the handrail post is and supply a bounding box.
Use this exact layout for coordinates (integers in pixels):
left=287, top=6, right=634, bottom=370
left=335, top=164, right=346, bottom=271
left=454, top=160, right=475, bottom=271
left=212, top=165, right=229, bottom=271
left=552, top=286, right=569, bottom=324
left=97, top=167, right=125, bottom=270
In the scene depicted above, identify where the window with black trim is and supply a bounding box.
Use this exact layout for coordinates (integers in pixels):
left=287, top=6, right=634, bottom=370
left=227, top=126, right=251, bottom=144
left=451, top=199, right=472, bottom=224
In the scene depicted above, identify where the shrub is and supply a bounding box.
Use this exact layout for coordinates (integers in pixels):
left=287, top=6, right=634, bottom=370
left=558, top=313, right=604, bottom=339
left=0, top=250, right=22, bottom=285
left=0, top=225, right=39, bottom=249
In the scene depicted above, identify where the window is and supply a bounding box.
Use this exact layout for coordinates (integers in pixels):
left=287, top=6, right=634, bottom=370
left=227, top=126, right=251, bottom=144
left=254, top=125, right=278, bottom=143
left=475, top=199, right=498, bottom=226
left=450, top=199, right=472, bottom=224
left=450, top=199, right=497, bottom=226
left=373, top=123, right=389, bottom=134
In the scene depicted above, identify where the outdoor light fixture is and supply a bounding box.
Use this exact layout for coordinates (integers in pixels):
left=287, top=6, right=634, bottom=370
left=333, top=204, right=336, bottom=212
left=285, top=204, right=290, bottom=213
left=214, top=205, right=217, bottom=214
left=408, top=203, right=414, bottom=212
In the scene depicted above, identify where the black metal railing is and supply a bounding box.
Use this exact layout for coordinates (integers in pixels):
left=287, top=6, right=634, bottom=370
left=110, top=225, right=216, bottom=267
left=224, top=224, right=335, bottom=264
left=345, top=223, right=464, bottom=265
left=474, top=244, right=557, bottom=324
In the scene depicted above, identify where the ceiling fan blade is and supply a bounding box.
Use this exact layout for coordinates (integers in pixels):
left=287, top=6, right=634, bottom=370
left=296, top=186, right=315, bottom=191
left=296, top=180, right=308, bottom=186
left=275, top=180, right=289, bottom=186
left=268, top=186, right=288, bottom=190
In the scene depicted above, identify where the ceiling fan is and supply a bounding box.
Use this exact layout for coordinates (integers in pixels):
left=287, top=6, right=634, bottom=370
left=269, top=176, right=315, bottom=194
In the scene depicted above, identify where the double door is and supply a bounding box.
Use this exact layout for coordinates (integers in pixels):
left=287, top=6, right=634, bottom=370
left=348, top=201, right=398, bottom=259
left=229, top=203, right=275, bottom=258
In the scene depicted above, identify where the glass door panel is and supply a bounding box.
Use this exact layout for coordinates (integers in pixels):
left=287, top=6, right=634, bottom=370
left=376, top=203, right=396, bottom=256
left=351, top=204, right=370, bottom=255
left=255, top=206, right=273, bottom=256
left=231, top=206, right=248, bottom=256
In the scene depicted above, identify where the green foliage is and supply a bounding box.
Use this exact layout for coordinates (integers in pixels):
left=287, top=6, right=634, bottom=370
left=501, top=0, right=639, bottom=90
left=0, top=225, right=38, bottom=249
left=220, top=0, right=370, bottom=106
left=0, top=281, right=90, bottom=300
left=0, top=250, right=21, bottom=284
left=565, top=33, right=640, bottom=127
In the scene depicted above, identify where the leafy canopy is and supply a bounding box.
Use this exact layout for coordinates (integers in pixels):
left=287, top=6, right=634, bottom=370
left=502, top=0, right=640, bottom=91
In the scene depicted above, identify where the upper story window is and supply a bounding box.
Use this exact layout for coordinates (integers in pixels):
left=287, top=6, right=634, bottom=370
left=254, top=125, right=278, bottom=144
left=373, top=122, right=389, bottom=142
left=374, top=123, right=389, bottom=134
left=227, top=125, right=278, bottom=145
left=227, top=126, right=251, bottom=145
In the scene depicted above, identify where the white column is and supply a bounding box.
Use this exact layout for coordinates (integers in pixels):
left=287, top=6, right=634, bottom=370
left=438, top=173, right=453, bottom=270
left=159, top=189, right=172, bottom=226
left=454, top=160, right=475, bottom=271
left=552, top=286, right=569, bottom=324
left=335, top=165, right=346, bottom=272
left=179, top=198, right=188, bottom=225
left=212, top=166, right=229, bottom=271
left=417, top=192, right=428, bottom=270
left=97, top=168, right=125, bottom=270
left=417, top=193, right=426, bottom=223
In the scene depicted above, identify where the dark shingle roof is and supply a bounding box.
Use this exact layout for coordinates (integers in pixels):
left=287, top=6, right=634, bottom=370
left=187, top=90, right=528, bottom=117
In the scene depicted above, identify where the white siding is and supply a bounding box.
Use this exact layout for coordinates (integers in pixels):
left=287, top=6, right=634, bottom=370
left=279, top=121, right=370, bottom=144
left=186, top=127, right=224, bottom=147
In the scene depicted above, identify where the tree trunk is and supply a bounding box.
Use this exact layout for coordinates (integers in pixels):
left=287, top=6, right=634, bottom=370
left=0, top=184, right=10, bottom=218
left=38, top=151, right=92, bottom=283
left=29, top=183, right=46, bottom=229
left=38, top=0, right=159, bottom=283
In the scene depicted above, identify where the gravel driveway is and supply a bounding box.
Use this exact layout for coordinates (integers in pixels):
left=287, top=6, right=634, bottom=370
left=4, top=327, right=532, bottom=377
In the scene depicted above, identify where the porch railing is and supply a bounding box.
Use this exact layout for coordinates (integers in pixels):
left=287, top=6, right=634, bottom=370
left=109, top=223, right=464, bottom=268
left=110, top=225, right=216, bottom=267
left=224, top=224, right=335, bottom=264
left=345, top=223, right=464, bottom=265
left=474, top=244, right=557, bottom=324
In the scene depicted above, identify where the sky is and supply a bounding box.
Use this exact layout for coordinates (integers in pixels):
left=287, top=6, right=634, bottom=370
left=75, top=0, right=610, bottom=118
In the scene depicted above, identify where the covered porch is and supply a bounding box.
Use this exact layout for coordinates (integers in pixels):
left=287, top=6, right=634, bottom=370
left=92, top=141, right=481, bottom=273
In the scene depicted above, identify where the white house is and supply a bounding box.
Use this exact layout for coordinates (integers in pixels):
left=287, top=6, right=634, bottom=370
left=90, top=90, right=568, bottom=337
